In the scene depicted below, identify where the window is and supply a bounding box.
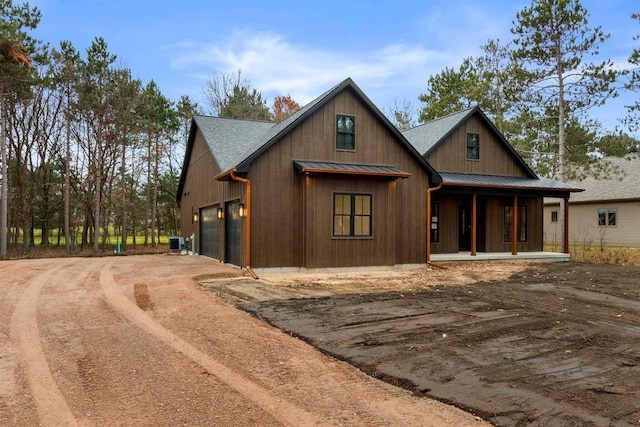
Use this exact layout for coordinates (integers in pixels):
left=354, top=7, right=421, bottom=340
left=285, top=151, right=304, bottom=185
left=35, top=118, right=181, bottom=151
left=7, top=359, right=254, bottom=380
left=337, top=115, right=355, bottom=150
left=467, top=133, right=479, bottom=160
left=598, top=208, right=617, bottom=226
left=504, top=205, right=527, bottom=242
left=334, top=193, right=371, bottom=237
left=431, top=203, right=440, bottom=243
left=551, top=211, right=558, bottom=223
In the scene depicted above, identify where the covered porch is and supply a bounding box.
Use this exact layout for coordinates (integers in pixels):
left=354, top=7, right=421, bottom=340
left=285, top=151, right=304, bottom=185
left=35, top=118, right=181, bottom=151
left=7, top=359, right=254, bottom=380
left=426, top=173, right=583, bottom=262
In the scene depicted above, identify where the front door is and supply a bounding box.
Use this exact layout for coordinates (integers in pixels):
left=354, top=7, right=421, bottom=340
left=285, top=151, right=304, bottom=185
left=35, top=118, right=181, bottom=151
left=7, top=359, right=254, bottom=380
left=224, top=201, right=243, bottom=266
left=459, top=205, right=471, bottom=251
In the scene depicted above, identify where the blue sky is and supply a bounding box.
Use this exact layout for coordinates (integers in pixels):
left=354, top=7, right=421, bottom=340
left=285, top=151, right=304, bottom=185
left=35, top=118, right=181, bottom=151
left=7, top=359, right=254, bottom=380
left=30, top=0, right=639, bottom=132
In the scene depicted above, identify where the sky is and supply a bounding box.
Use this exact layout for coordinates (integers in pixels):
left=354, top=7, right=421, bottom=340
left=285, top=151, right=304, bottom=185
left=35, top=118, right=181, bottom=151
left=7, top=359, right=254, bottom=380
left=28, top=0, right=639, bottom=132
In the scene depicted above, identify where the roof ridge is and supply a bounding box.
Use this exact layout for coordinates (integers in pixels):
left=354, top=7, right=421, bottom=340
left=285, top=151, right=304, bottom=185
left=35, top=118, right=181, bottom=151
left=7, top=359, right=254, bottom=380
left=405, top=106, right=476, bottom=131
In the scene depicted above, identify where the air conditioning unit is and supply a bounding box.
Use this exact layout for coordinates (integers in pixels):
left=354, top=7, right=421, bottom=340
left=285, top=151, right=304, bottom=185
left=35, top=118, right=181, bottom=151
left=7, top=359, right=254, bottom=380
left=169, top=236, right=185, bottom=251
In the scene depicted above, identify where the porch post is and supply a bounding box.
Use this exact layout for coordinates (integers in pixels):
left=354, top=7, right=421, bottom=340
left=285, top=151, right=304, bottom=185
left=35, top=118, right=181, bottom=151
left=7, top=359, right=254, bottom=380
left=512, top=195, right=518, bottom=256
left=426, top=188, right=432, bottom=263
left=563, top=196, right=570, bottom=254
left=471, top=193, right=477, bottom=256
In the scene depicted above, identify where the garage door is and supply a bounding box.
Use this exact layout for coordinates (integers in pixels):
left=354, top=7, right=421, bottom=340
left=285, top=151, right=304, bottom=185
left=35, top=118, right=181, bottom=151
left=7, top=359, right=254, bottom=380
left=199, top=206, right=220, bottom=259
left=225, top=201, right=243, bottom=266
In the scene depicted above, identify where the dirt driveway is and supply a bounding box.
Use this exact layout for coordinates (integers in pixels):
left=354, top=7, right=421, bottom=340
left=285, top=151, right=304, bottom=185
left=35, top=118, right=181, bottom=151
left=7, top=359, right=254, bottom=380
left=206, top=262, right=640, bottom=426
left=0, top=254, right=485, bottom=426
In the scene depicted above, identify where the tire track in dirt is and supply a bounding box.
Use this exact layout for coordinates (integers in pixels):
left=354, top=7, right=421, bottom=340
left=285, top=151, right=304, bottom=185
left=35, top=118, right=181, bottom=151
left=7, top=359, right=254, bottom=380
left=9, top=265, right=78, bottom=427
left=99, top=263, right=324, bottom=427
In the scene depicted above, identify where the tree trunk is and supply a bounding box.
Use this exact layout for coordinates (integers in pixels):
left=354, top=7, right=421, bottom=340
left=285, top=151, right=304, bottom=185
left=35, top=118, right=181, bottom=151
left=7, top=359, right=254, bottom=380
left=0, top=97, right=7, bottom=259
left=64, top=90, right=71, bottom=253
left=557, top=50, right=568, bottom=252
left=120, top=142, right=127, bottom=251
left=144, top=134, right=151, bottom=246
left=93, top=149, right=101, bottom=252
left=151, top=139, right=158, bottom=246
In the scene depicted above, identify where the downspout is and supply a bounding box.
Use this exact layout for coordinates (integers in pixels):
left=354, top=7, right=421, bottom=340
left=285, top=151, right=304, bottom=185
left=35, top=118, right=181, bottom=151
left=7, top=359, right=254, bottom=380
left=427, top=182, right=446, bottom=269
left=229, top=170, right=259, bottom=279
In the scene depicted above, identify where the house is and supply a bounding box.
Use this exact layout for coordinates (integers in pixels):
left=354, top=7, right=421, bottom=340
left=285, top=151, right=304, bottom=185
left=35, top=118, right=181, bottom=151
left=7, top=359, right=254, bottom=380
left=402, top=107, right=582, bottom=257
left=177, top=78, right=440, bottom=274
left=177, top=78, right=581, bottom=274
left=544, top=156, right=640, bottom=247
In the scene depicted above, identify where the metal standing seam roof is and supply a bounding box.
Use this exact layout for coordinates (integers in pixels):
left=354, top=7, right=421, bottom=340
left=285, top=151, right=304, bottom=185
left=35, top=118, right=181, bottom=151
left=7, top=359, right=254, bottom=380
left=293, top=161, right=411, bottom=178
left=440, top=172, right=584, bottom=192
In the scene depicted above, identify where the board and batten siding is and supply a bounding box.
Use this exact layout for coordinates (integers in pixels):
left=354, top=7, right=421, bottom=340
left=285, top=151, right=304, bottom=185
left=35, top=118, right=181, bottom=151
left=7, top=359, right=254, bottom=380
left=179, top=128, right=245, bottom=259
left=426, top=115, right=530, bottom=177
left=483, top=196, right=543, bottom=252
left=247, top=88, right=430, bottom=269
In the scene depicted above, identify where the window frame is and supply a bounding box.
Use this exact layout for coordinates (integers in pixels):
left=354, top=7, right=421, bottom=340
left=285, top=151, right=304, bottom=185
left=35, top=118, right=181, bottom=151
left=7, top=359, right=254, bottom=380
left=333, top=193, right=372, bottom=238
left=504, top=204, right=528, bottom=243
left=466, top=133, right=480, bottom=160
left=430, top=202, right=440, bottom=243
left=551, top=210, right=558, bottom=223
left=598, top=208, right=617, bottom=227
left=336, top=115, right=355, bottom=151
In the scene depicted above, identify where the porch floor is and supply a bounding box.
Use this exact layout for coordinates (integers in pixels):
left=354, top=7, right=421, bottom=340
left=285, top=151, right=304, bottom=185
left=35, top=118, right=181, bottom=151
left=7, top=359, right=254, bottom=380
left=430, top=251, right=570, bottom=263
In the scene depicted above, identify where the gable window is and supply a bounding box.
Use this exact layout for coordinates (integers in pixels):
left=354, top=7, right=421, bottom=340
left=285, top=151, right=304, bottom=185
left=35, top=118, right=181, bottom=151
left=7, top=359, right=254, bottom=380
left=337, top=115, right=355, bottom=150
left=467, top=133, right=480, bottom=160
left=551, top=210, right=558, bottom=222
left=431, top=202, right=440, bottom=243
left=504, top=205, right=527, bottom=242
left=598, top=208, right=617, bottom=226
left=334, top=193, right=371, bottom=237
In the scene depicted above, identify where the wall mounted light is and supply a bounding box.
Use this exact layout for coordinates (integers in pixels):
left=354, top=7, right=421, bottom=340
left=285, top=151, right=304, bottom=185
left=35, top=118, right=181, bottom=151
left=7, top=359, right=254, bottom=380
left=238, top=203, right=246, bottom=218
left=193, top=212, right=199, bottom=222
left=217, top=207, right=224, bottom=220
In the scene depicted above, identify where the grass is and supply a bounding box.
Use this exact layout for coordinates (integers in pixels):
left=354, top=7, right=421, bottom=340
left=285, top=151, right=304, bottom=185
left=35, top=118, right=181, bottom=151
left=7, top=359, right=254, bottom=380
left=6, top=228, right=174, bottom=260
left=569, top=245, right=640, bottom=266
left=545, top=243, right=640, bottom=267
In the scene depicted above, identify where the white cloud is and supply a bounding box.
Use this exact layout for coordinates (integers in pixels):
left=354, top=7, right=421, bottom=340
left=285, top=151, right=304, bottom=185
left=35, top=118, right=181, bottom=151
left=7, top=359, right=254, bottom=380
left=169, top=29, right=460, bottom=107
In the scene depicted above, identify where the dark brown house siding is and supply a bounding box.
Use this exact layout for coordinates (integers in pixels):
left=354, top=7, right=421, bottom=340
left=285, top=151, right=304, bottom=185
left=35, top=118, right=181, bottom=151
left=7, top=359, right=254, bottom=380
left=179, top=128, right=245, bottom=260
left=483, top=196, right=543, bottom=252
left=247, top=88, right=430, bottom=269
left=427, top=115, right=530, bottom=177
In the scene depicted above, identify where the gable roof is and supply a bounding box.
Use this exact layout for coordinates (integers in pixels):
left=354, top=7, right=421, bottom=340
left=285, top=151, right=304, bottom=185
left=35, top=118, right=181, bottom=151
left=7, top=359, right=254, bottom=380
left=177, top=78, right=441, bottom=201
left=564, top=157, right=640, bottom=203
left=402, top=106, right=538, bottom=179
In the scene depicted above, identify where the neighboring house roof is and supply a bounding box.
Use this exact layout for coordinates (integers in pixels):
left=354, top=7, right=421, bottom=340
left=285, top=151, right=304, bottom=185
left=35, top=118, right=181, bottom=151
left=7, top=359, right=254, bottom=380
left=548, top=157, right=640, bottom=204
left=177, top=78, right=441, bottom=201
left=402, top=106, right=538, bottom=179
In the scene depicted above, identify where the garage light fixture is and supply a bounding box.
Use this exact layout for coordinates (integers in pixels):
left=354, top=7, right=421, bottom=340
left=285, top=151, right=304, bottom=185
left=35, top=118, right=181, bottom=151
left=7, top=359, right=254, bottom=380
left=193, top=212, right=199, bottom=222
left=238, top=203, right=246, bottom=218
left=217, top=207, right=224, bottom=219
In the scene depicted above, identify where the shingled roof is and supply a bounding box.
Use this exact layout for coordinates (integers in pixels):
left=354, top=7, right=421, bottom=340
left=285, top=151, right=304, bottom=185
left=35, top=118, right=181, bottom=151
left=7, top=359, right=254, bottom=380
left=564, top=157, right=640, bottom=203
left=402, top=106, right=538, bottom=179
